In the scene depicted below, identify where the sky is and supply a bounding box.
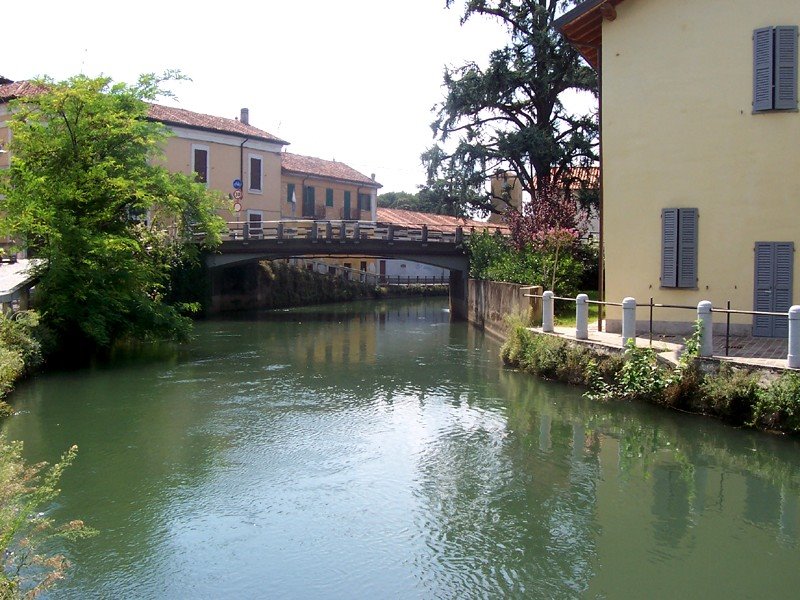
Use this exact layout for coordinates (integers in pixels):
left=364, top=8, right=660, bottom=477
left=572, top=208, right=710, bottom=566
left=2, top=0, right=522, bottom=193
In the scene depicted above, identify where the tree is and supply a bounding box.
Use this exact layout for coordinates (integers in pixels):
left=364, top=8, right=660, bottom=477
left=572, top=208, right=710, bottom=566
left=377, top=189, right=459, bottom=215
left=0, top=74, right=226, bottom=350
left=423, top=0, right=598, bottom=216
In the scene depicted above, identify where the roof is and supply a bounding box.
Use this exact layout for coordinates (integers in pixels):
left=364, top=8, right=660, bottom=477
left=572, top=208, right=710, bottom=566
left=376, top=207, right=509, bottom=234
left=0, top=80, right=48, bottom=102
left=553, top=0, right=626, bottom=69
left=147, top=104, right=288, bottom=145
left=281, top=152, right=380, bottom=188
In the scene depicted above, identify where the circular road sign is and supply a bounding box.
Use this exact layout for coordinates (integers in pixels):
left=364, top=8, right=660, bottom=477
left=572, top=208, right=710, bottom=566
left=233, top=189, right=243, bottom=200
left=233, top=202, right=242, bottom=213
left=232, top=179, right=243, bottom=190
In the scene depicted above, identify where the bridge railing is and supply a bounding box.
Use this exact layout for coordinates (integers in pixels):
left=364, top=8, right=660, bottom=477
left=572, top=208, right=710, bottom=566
left=212, top=219, right=505, bottom=244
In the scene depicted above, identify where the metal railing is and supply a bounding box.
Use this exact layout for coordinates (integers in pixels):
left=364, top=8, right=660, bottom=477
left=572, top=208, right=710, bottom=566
left=201, top=220, right=505, bottom=245
left=525, top=291, right=799, bottom=366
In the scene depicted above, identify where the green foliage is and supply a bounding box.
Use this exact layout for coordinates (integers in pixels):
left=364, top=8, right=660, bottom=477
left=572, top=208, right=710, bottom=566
left=700, top=365, right=761, bottom=423
left=501, top=318, right=616, bottom=385
left=0, top=74, right=227, bottom=350
left=376, top=189, right=458, bottom=216
left=424, top=0, right=598, bottom=215
left=751, top=372, right=800, bottom=432
left=0, top=311, right=50, bottom=415
left=0, top=438, right=96, bottom=598
left=466, top=230, right=584, bottom=298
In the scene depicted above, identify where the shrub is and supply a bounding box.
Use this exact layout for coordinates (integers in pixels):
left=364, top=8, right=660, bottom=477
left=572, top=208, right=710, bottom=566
left=751, top=372, right=800, bottom=432
left=0, top=437, right=95, bottom=598
left=700, top=365, right=761, bottom=423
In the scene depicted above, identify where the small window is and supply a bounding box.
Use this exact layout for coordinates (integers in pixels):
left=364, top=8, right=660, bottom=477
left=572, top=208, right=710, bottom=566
left=287, top=183, right=296, bottom=203
left=249, top=155, right=262, bottom=192
left=753, top=26, right=798, bottom=112
left=661, top=208, right=698, bottom=288
left=192, top=146, right=209, bottom=185
left=358, top=193, right=371, bottom=211
left=326, top=188, right=334, bottom=207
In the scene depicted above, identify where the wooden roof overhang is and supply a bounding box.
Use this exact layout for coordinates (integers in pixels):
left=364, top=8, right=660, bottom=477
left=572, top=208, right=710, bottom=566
left=552, top=0, right=626, bottom=69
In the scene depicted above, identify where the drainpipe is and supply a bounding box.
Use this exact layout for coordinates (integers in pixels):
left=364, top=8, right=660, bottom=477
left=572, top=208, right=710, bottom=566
left=239, top=137, right=250, bottom=191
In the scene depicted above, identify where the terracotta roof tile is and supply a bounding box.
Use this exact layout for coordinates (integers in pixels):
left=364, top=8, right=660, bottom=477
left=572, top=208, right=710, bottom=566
left=281, top=152, right=380, bottom=187
left=376, top=207, right=509, bottom=234
left=147, top=104, right=288, bottom=145
left=0, top=81, right=48, bottom=102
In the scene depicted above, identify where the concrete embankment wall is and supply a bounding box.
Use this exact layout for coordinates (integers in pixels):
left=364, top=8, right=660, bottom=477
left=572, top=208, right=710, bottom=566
left=466, top=279, right=537, bottom=340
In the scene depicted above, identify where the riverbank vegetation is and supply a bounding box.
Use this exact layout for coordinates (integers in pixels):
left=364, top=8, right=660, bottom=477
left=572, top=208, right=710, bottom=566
left=0, top=438, right=94, bottom=598
left=467, top=230, right=597, bottom=301
left=502, top=319, right=800, bottom=435
left=0, top=73, right=226, bottom=356
left=0, top=312, right=49, bottom=417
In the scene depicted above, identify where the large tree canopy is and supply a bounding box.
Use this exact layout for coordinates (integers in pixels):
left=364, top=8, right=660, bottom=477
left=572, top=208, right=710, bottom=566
left=422, top=0, right=598, bottom=216
left=0, top=74, right=226, bottom=350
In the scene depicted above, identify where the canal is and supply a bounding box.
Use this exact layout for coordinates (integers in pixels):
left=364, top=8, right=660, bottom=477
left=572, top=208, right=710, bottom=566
left=3, top=298, right=800, bottom=598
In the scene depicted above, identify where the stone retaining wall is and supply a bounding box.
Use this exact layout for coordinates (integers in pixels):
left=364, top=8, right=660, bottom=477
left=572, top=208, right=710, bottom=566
left=467, top=279, right=538, bottom=340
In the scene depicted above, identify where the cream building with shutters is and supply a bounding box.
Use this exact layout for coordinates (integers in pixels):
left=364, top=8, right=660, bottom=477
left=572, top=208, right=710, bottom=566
left=556, top=0, right=800, bottom=336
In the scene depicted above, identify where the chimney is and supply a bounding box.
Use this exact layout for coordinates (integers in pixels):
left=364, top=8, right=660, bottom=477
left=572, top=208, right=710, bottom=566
left=371, top=173, right=376, bottom=181
left=240, top=108, right=249, bottom=125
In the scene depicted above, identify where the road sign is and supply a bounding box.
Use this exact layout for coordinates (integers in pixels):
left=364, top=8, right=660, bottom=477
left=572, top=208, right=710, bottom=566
left=232, top=179, right=243, bottom=190
left=233, top=202, right=242, bottom=213
left=233, top=189, right=243, bottom=200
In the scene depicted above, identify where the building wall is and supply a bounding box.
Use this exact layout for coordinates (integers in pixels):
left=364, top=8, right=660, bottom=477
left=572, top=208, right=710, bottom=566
left=280, top=174, right=378, bottom=221
left=160, top=128, right=284, bottom=222
left=602, top=0, right=800, bottom=332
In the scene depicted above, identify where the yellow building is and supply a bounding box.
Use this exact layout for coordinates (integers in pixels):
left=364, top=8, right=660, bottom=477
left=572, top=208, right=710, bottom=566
left=556, top=0, right=800, bottom=337
left=280, top=152, right=380, bottom=222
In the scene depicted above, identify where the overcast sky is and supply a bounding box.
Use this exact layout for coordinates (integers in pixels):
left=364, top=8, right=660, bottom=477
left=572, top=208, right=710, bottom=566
left=3, top=0, right=526, bottom=192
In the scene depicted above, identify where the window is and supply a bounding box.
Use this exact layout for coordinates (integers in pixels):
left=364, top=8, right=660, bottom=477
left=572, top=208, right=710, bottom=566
left=358, top=193, right=371, bottom=211
left=303, top=186, right=316, bottom=217
left=753, top=26, right=798, bottom=112
left=192, top=145, right=209, bottom=185
left=249, top=155, right=262, bottom=192
left=326, top=188, right=334, bottom=207
left=661, top=208, right=698, bottom=288
left=287, top=183, right=296, bottom=203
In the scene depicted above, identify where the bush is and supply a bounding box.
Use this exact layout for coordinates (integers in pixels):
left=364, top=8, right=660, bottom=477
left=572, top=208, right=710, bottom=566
left=700, top=365, right=761, bottom=423
left=0, top=437, right=95, bottom=598
left=466, top=231, right=586, bottom=297
left=751, top=372, right=800, bottom=432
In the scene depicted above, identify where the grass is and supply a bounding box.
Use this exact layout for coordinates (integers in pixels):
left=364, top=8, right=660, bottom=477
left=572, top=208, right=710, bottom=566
left=554, top=289, right=600, bottom=327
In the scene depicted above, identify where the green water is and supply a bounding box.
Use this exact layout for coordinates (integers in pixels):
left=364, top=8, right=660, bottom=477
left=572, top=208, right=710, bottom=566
left=3, top=298, right=800, bottom=599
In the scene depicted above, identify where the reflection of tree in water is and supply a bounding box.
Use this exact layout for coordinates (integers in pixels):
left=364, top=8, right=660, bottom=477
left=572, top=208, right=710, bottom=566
left=411, top=380, right=602, bottom=598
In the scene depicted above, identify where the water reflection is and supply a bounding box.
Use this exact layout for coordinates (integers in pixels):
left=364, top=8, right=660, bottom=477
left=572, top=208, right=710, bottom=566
left=2, top=298, right=800, bottom=598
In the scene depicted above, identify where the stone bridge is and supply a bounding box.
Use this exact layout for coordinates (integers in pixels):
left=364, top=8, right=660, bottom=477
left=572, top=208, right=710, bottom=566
left=203, top=220, right=500, bottom=319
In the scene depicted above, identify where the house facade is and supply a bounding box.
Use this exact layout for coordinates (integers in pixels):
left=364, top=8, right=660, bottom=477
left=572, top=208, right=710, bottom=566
left=280, top=152, right=379, bottom=222
left=556, top=0, right=800, bottom=336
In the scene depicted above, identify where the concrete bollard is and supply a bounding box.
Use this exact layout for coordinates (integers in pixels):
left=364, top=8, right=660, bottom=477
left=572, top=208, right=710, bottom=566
left=788, top=306, right=800, bottom=368
left=622, top=297, right=636, bottom=346
left=697, top=301, right=713, bottom=357
left=576, top=294, right=589, bottom=340
left=543, top=291, right=554, bottom=333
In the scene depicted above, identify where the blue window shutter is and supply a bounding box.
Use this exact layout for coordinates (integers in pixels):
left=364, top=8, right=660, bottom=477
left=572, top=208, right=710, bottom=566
left=326, top=188, right=334, bottom=207
left=753, top=27, right=774, bottom=111
left=661, top=208, right=678, bottom=287
left=677, top=208, right=698, bottom=288
left=772, top=242, right=794, bottom=337
left=774, top=26, right=798, bottom=110
left=753, top=242, right=774, bottom=336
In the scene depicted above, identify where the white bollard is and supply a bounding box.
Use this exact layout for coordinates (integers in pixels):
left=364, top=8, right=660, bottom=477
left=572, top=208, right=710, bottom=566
left=576, top=294, right=589, bottom=340
left=543, top=291, right=554, bottom=333
left=788, top=306, right=800, bottom=368
left=622, top=297, right=636, bottom=347
left=697, top=301, right=713, bottom=357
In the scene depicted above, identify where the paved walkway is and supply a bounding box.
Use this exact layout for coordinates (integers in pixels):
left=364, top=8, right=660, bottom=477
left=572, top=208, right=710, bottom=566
left=534, top=322, right=792, bottom=371
left=0, top=259, right=40, bottom=303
